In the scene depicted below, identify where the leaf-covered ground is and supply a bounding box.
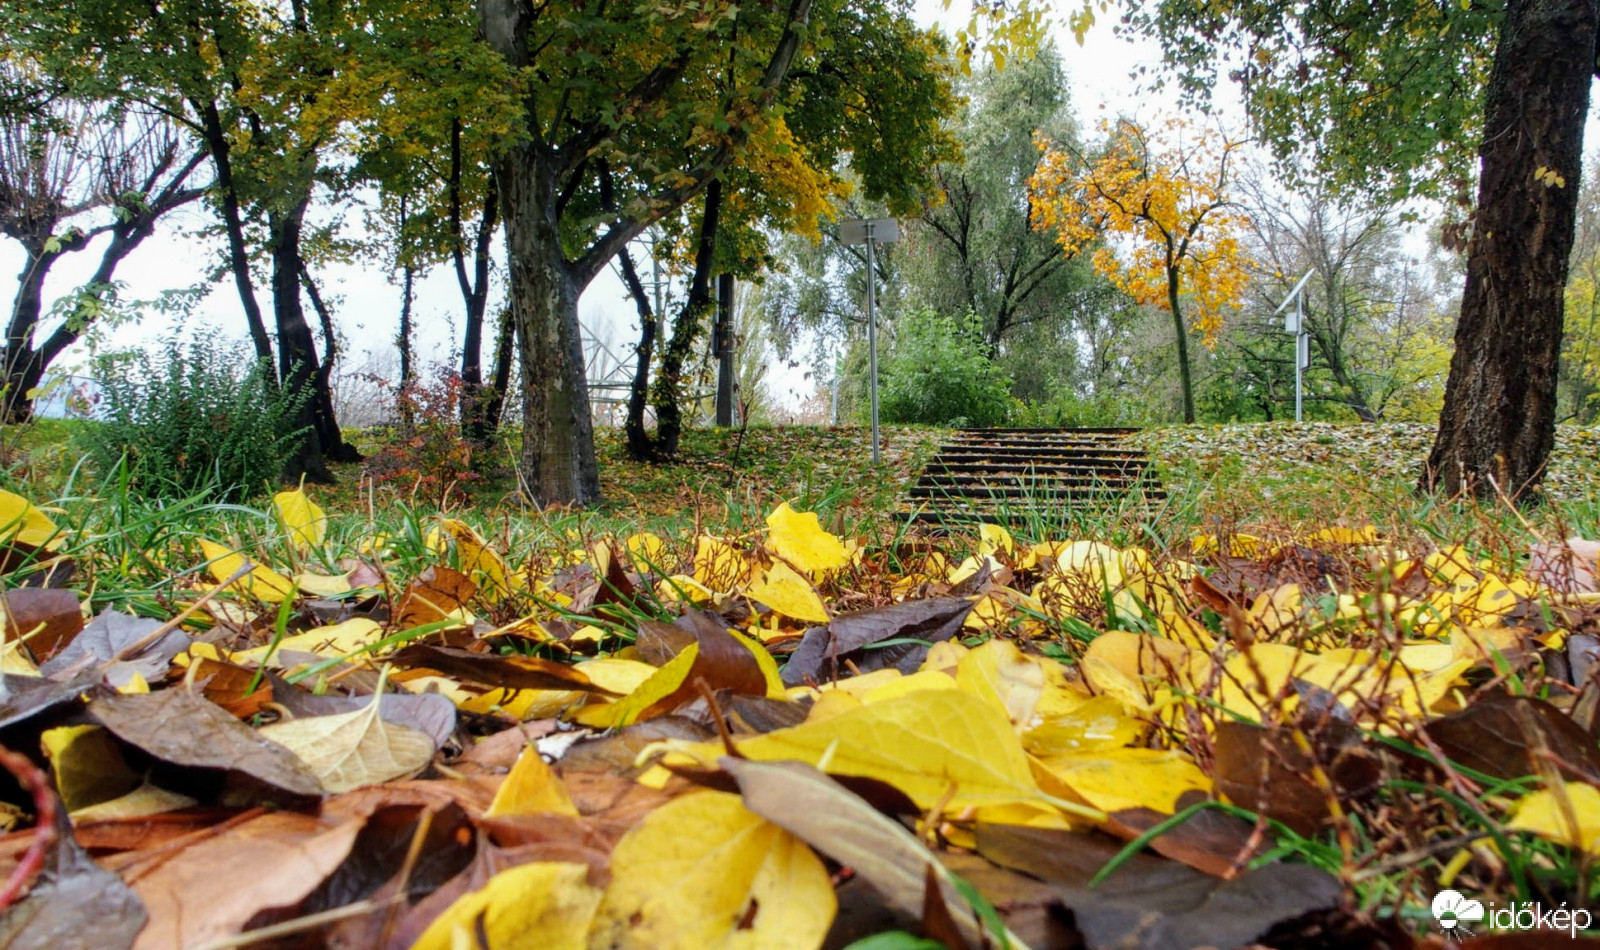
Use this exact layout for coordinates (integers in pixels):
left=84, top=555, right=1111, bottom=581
left=1, top=423, right=1599, bottom=949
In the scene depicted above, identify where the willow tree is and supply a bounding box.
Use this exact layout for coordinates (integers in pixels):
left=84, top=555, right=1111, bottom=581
left=1119, top=0, right=1599, bottom=497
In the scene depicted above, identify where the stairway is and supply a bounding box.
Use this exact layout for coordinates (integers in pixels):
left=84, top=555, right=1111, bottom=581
left=897, top=427, right=1164, bottom=525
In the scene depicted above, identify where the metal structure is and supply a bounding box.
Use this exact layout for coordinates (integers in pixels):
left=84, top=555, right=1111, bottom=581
left=1275, top=269, right=1315, bottom=422
left=839, top=217, right=900, bottom=463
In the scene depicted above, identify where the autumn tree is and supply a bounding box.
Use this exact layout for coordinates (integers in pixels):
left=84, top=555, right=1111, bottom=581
left=905, top=47, right=1095, bottom=355
left=0, top=79, right=207, bottom=422
left=1119, top=0, right=1598, bottom=498
left=1031, top=117, right=1251, bottom=422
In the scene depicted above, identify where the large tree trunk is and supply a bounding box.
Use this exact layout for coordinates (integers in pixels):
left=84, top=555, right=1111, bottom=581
left=3, top=240, right=56, bottom=423
left=496, top=147, right=600, bottom=506
left=1421, top=0, right=1598, bottom=499
left=269, top=200, right=335, bottom=484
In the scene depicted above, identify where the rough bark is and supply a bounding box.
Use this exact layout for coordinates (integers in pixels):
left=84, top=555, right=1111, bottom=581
left=299, top=265, right=363, bottom=462
left=1421, top=0, right=1598, bottom=498
left=198, top=100, right=274, bottom=366
left=617, top=247, right=659, bottom=461
left=652, top=181, right=722, bottom=458
left=268, top=200, right=335, bottom=484
left=452, top=119, right=502, bottom=445
left=714, top=272, right=735, bottom=427
left=484, top=305, right=515, bottom=432
left=496, top=146, right=600, bottom=505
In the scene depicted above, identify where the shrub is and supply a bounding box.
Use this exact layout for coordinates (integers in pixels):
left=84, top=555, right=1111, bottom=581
left=74, top=332, right=308, bottom=500
left=361, top=366, right=504, bottom=506
left=876, top=309, right=1013, bottom=427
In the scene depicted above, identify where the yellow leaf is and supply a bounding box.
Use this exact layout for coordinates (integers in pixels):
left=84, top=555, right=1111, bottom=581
left=732, top=689, right=1049, bottom=812
left=766, top=502, right=849, bottom=578
left=1039, top=748, right=1210, bottom=813
left=587, top=791, right=834, bottom=950
left=955, top=639, right=1043, bottom=728
left=692, top=537, right=753, bottom=592
left=1023, top=695, right=1146, bottom=757
left=271, top=489, right=325, bottom=551
left=199, top=538, right=296, bottom=604
left=292, top=571, right=352, bottom=598
left=859, top=669, right=959, bottom=705
left=0, top=489, right=60, bottom=550
left=625, top=532, right=669, bottom=569
left=977, top=523, right=1014, bottom=558
left=745, top=560, right=829, bottom=624
left=41, top=724, right=139, bottom=811
left=487, top=746, right=579, bottom=818
left=232, top=618, right=383, bottom=666
left=573, top=644, right=701, bottom=728
left=70, top=781, right=197, bottom=822
left=258, top=693, right=435, bottom=793
left=1508, top=781, right=1600, bottom=853
left=412, top=861, right=602, bottom=950
left=728, top=629, right=788, bottom=699
left=438, top=519, right=514, bottom=603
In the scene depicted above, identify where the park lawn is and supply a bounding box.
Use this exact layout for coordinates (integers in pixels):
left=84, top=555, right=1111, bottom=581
left=1, top=419, right=1599, bottom=945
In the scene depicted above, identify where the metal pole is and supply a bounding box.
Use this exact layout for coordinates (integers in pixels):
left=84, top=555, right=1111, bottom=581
left=1294, top=295, right=1304, bottom=423
left=866, top=233, right=881, bottom=464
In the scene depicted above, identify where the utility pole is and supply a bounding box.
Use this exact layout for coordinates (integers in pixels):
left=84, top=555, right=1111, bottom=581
left=840, top=218, right=899, bottom=463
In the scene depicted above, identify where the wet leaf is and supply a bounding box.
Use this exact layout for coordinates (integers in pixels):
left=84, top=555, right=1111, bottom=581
left=1424, top=692, right=1600, bottom=785
left=1213, top=719, right=1382, bottom=835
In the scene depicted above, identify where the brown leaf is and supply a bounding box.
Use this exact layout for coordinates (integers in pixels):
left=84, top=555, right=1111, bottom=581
left=634, top=611, right=766, bottom=720
left=781, top=597, right=974, bottom=686
left=189, top=657, right=273, bottom=719
left=1212, top=719, right=1381, bottom=836
left=388, top=644, right=619, bottom=695
left=0, top=672, right=98, bottom=732
left=394, top=566, right=476, bottom=626
left=1104, top=792, right=1266, bottom=878
left=976, top=823, right=1341, bottom=950
left=267, top=680, right=457, bottom=750
left=1424, top=691, right=1600, bottom=784
left=2, top=589, right=82, bottom=662
left=635, top=619, right=695, bottom=666
left=0, top=798, right=145, bottom=950
left=38, top=611, right=188, bottom=688
left=88, top=690, right=324, bottom=802
left=1528, top=537, right=1600, bottom=593
left=921, top=861, right=973, bottom=950
left=558, top=717, right=715, bottom=775
left=125, top=809, right=366, bottom=950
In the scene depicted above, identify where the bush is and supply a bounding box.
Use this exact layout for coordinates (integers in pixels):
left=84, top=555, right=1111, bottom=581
left=361, top=366, right=504, bottom=506
left=877, top=309, right=1013, bottom=427
left=75, top=332, right=308, bottom=500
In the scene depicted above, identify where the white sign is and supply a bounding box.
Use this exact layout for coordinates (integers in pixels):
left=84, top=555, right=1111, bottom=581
left=839, top=218, right=899, bottom=246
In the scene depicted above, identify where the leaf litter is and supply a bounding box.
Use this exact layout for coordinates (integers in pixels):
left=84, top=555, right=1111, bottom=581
left=0, top=484, right=1596, bottom=947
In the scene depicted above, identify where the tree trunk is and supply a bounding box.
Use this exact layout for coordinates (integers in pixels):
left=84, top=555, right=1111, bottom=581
left=652, top=181, right=722, bottom=457
left=269, top=200, right=335, bottom=484
left=1421, top=0, right=1598, bottom=498
left=484, top=305, right=516, bottom=432
left=1166, top=264, right=1196, bottom=423
left=454, top=123, right=501, bottom=446
left=617, top=247, right=659, bottom=461
left=496, top=146, right=600, bottom=505
left=3, top=240, right=54, bottom=423
left=714, top=272, right=735, bottom=427
left=198, top=100, right=274, bottom=367
left=300, top=265, right=363, bottom=462
left=397, top=258, right=416, bottom=431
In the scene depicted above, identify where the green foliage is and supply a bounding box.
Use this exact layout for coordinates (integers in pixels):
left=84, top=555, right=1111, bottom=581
left=74, top=333, right=308, bottom=501
left=877, top=310, right=1013, bottom=428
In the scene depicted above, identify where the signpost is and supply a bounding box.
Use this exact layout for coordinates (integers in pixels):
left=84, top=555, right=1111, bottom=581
left=1274, top=269, right=1314, bottom=422
left=840, top=217, right=899, bottom=463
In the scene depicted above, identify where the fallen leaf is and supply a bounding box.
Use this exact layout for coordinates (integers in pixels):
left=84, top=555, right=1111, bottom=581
left=587, top=789, right=835, bottom=950
left=198, top=538, right=296, bottom=603
left=1506, top=780, right=1600, bottom=853
left=746, top=560, right=830, bottom=624
left=977, top=823, right=1341, bottom=950
left=389, top=644, right=617, bottom=694
left=1424, top=692, right=1600, bottom=785
left=0, top=800, right=146, bottom=950
left=2, top=589, right=82, bottom=661
left=410, top=860, right=602, bottom=950
left=88, top=690, right=324, bottom=802
left=767, top=502, right=850, bottom=578
left=258, top=692, right=436, bottom=793
left=781, top=598, right=973, bottom=686
left=40, top=724, right=140, bottom=812
left=38, top=610, right=187, bottom=688
left=723, top=757, right=1003, bottom=950
left=395, top=565, right=476, bottom=626
left=272, top=488, right=326, bottom=551
left=486, top=746, right=579, bottom=817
